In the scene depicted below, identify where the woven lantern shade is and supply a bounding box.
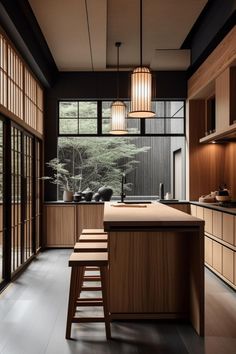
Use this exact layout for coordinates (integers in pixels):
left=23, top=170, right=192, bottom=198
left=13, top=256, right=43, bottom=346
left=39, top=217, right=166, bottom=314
left=110, top=100, right=127, bottom=135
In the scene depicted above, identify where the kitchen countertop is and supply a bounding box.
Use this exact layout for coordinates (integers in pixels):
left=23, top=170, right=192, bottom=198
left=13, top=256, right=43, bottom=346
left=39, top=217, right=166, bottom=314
left=44, top=199, right=190, bottom=205
left=104, top=201, right=203, bottom=230
left=191, top=201, right=236, bottom=215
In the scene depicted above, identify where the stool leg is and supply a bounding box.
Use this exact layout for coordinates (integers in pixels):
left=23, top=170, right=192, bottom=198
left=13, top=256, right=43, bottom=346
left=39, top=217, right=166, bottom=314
left=66, top=266, right=79, bottom=339
left=100, top=266, right=111, bottom=339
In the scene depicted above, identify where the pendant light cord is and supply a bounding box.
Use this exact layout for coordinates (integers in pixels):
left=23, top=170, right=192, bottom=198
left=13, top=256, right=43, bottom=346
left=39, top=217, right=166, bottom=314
left=85, top=0, right=94, bottom=71
left=140, top=0, right=142, bottom=66
left=115, top=42, right=121, bottom=100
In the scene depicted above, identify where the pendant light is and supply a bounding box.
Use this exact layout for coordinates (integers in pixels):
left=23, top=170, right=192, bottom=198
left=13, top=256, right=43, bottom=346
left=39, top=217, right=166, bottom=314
left=129, top=0, right=155, bottom=118
left=110, top=42, right=128, bottom=135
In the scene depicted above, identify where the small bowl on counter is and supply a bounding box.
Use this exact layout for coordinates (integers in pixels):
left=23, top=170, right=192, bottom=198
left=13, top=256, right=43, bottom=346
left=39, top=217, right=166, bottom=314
left=215, top=195, right=231, bottom=202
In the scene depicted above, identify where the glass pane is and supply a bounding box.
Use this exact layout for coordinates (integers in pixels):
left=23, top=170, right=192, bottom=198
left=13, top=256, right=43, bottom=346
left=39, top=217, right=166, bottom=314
left=79, top=102, right=97, bottom=117
left=127, top=119, right=140, bottom=134
left=59, top=102, right=78, bottom=118
left=165, top=118, right=184, bottom=134
left=57, top=136, right=186, bottom=200
left=79, top=119, right=97, bottom=134
left=145, top=118, right=165, bottom=134
left=167, top=101, right=184, bottom=118
left=152, top=101, right=165, bottom=117
left=102, top=119, right=110, bottom=134
left=102, top=101, right=112, bottom=117
left=59, top=119, right=78, bottom=134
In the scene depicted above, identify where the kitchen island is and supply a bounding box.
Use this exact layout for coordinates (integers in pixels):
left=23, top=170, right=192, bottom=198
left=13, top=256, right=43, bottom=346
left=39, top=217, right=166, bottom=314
left=103, top=202, right=205, bottom=336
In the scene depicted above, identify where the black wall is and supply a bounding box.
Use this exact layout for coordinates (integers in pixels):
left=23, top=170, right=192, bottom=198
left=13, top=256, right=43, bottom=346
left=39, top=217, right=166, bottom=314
left=44, top=71, right=187, bottom=200
left=183, top=0, right=236, bottom=76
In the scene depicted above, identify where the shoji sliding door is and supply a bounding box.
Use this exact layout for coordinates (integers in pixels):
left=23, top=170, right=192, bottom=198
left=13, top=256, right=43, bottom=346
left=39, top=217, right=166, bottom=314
left=11, top=125, right=22, bottom=272
left=0, top=120, right=4, bottom=282
left=11, top=125, right=35, bottom=274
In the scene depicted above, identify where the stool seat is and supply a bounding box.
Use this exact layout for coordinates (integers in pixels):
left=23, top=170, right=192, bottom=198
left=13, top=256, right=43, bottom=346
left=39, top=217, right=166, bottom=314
left=74, top=242, right=107, bottom=253
left=82, top=228, right=107, bottom=234
left=69, top=252, right=108, bottom=266
left=79, top=234, right=108, bottom=242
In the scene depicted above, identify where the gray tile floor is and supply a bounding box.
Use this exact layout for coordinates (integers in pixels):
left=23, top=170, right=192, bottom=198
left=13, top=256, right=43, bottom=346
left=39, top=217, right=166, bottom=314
left=0, top=249, right=235, bottom=354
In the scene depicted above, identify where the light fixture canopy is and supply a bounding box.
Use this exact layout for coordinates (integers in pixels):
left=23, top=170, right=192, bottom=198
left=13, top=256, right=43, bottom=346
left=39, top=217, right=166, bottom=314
left=110, top=42, right=128, bottom=135
left=129, top=0, right=155, bottom=118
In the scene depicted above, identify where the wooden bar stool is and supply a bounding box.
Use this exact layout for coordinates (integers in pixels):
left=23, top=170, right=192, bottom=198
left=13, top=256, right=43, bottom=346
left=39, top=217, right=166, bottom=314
left=66, top=252, right=111, bottom=340
left=74, top=242, right=107, bottom=253
left=74, top=242, right=108, bottom=285
left=81, top=228, right=107, bottom=235
left=79, top=234, right=108, bottom=242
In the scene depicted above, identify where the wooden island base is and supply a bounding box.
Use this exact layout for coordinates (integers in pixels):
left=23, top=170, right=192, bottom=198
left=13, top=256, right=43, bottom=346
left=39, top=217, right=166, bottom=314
left=104, top=202, right=204, bottom=336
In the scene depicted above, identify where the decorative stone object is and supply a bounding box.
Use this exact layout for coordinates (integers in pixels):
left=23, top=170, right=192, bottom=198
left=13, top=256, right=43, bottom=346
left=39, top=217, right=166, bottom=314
left=97, top=186, right=113, bottom=201
left=82, top=188, right=93, bottom=202
left=73, top=192, right=82, bottom=202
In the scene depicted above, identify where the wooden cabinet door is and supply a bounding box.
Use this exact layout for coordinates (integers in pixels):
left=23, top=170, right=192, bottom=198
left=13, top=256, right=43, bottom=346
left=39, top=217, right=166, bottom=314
left=234, top=252, right=236, bottom=286
left=44, top=205, right=76, bottom=247
left=204, top=208, right=212, bottom=234
left=222, top=213, right=234, bottom=245
left=196, top=206, right=204, bottom=220
left=212, top=241, right=222, bottom=274
left=215, top=68, right=230, bottom=131
left=205, top=237, right=213, bottom=266
left=190, top=204, right=197, bottom=216
left=76, top=204, right=104, bottom=240
left=222, top=246, right=234, bottom=283
left=212, top=211, right=222, bottom=239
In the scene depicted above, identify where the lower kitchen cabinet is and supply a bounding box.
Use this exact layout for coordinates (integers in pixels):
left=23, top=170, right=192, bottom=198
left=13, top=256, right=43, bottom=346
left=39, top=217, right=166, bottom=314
left=44, top=203, right=104, bottom=247
left=191, top=203, right=236, bottom=290
left=76, top=204, right=104, bottom=240
left=222, top=246, right=234, bottom=283
left=205, top=237, right=213, bottom=267
left=212, top=241, right=222, bottom=274
left=222, top=213, right=234, bottom=245
left=44, top=205, right=76, bottom=247
left=212, top=210, right=222, bottom=239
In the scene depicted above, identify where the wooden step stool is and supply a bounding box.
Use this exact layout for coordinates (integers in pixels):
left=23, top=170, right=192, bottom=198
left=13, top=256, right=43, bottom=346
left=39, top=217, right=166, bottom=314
left=66, top=252, right=111, bottom=340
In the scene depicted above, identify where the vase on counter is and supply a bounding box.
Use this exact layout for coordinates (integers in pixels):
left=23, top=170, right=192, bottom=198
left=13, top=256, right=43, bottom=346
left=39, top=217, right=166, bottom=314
left=63, top=190, right=73, bottom=202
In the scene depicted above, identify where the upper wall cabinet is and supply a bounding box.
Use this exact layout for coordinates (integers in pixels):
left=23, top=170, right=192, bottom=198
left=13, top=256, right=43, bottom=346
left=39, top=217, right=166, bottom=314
left=199, top=67, right=236, bottom=143
left=187, top=26, right=236, bottom=144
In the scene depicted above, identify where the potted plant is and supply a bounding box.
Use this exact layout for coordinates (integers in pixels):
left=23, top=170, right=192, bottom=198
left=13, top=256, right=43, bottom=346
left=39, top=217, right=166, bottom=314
left=42, top=158, right=82, bottom=202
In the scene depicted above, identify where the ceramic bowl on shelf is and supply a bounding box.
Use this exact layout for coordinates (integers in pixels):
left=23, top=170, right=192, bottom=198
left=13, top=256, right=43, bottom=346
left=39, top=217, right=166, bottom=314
left=215, top=195, right=231, bottom=202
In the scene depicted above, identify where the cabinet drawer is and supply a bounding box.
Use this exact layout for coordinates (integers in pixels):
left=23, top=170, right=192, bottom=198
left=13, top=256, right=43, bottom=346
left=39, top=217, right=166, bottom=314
left=204, top=208, right=212, bottom=234
left=212, top=241, right=222, bottom=274
left=196, top=206, right=204, bottom=220
left=222, top=214, right=234, bottom=245
left=234, top=252, right=236, bottom=286
left=212, top=211, right=222, bottom=239
left=190, top=205, right=197, bottom=217
left=205, top=237, right=213, bottom=266
left=222, top=246, right=234, bottom=283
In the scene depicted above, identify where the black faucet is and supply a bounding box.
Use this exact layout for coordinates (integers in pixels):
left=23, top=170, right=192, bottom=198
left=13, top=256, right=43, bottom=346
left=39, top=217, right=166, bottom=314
left=121, top=173, right=126, bottom=202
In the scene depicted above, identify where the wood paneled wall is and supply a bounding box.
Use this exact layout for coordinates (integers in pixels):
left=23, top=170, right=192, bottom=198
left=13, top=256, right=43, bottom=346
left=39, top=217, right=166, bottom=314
left=224, top=142, right=236, bottom=198
left=188, top=100, right=225, bottom=200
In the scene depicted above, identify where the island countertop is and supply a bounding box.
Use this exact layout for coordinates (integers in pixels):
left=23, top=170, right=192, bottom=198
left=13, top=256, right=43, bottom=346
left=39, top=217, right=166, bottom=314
left=104, top=201, right=204, bottom=230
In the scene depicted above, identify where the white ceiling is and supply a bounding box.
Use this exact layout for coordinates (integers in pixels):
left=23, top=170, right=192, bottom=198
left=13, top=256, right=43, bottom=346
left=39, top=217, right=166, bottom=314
left=29, top=0, right=207, bottom=71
